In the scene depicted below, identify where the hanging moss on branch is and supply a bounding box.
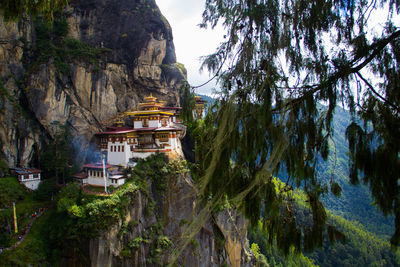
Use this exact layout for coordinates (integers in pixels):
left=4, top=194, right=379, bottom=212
left=176, top=0, right=400, bottom=256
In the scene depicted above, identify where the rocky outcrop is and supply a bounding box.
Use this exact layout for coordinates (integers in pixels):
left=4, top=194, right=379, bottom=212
left=86, top=161, right=252, bottom=267
left=0, top=17, right=43, bottom=166
left=0, top=0, right=185, bottom=166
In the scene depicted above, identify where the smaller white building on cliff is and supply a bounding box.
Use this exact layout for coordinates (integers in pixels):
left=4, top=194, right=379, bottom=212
left=73, top=163, right=125, bottom=187
left=10, top=167, right=42, bottom=190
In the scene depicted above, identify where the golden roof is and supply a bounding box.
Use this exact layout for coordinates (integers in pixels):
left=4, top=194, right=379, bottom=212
left=125, top=110, right=174, bottom=116
left=143, top=93, right=157, bottom=102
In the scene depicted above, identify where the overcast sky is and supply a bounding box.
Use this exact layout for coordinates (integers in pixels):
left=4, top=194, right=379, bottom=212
left=155, top=0, right=224, bottom=96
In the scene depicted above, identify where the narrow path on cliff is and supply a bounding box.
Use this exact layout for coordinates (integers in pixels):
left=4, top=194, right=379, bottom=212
left=1, top=208, right=48, bottom=253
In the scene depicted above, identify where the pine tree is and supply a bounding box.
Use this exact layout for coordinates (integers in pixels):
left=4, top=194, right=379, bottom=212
left=184, top=0, right=400, bottom=253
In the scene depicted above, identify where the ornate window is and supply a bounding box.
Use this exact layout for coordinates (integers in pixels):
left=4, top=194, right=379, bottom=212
left=142, top=118, right=149, bottom=127
left=159, top=133, right=169, bottom=142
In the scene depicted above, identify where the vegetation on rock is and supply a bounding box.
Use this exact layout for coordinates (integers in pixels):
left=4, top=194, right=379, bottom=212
left=0, top=0, right=68, bottom=22
left=27, top=17, right=110, bottom=76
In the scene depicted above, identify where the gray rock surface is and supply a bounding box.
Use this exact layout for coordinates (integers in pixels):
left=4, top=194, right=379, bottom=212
left=87, top=165, right=252, bottom=267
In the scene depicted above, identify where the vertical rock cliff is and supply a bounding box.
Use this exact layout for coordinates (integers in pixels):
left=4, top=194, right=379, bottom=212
left=83, top=158, right=252, bottom=267
left=0, top=0, right=185, bottom=166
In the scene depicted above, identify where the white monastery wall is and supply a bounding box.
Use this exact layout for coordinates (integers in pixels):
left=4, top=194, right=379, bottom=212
left=22, top=180, right=41, bottom=190
left=107, top=141, right=129, bottom=166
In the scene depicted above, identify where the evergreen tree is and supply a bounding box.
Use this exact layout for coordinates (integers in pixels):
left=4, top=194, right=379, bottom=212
left=184, top=0, right=400, bottom=253
left=40, top=121, right=75, bottom=185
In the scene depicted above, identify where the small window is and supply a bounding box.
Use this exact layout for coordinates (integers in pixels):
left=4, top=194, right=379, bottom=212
left=118, top=146, right=120, bottom=152
left=131, top=145, right=134, bottom=151
left=159, top=133, right=169, bottom=142
left=122, top=146, right=124, bottom=152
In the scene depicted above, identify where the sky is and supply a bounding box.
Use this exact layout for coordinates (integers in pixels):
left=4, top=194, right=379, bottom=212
left=155, top=0, right=224, bottom=96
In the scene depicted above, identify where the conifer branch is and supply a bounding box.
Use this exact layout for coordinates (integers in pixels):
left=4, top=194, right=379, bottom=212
left=272, top=30, right=400, bottom=113
left=356, top=72, right=400, bottom=113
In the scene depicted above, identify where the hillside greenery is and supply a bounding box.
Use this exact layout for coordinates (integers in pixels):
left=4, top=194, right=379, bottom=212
left=249, top=179, right=400, bottom=267
left=317, top=106, right=394, bottom=239
left=0, top=177, right=49, bottom=249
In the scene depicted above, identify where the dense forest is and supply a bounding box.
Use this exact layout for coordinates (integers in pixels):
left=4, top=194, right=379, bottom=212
left=248, top=179, right=400, bottom=267
left=317, top=107, right=394, bottom=239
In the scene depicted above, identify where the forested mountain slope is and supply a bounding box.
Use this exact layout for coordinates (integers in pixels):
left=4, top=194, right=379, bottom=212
left=317, top=107, right=394, bottom=239
left=249, top=181, right=400, bottom=267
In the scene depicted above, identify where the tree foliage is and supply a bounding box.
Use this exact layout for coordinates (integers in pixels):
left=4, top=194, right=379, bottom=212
left=185, top=0, right=400, bottom=253
left=39, top=121, right=76, bottom=185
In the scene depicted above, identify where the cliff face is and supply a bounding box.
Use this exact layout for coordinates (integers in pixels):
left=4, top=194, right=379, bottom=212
left=85, top=161, right=252, bottom=267
left=0, top=0, right=185, bottom=166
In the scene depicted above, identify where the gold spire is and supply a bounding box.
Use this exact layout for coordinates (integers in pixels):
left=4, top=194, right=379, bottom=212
left=144, top=93, right=157, bottom=102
